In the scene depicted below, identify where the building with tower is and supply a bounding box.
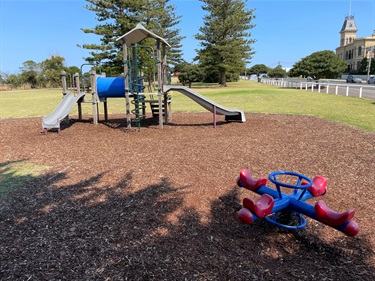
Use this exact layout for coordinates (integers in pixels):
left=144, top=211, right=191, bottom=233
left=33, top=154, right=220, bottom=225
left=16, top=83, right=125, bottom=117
left=335, top=15, right=375, bottom=73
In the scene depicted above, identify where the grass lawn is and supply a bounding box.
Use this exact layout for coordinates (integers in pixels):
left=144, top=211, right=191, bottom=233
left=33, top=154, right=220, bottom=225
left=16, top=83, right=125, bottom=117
left=0, top=80, right=374, bottom=131
left=0, top=161, right=50, bottom=198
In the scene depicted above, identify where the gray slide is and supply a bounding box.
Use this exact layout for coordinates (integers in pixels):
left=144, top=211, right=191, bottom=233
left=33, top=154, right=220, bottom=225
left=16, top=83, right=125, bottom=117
left=42, top=92, right=86, bottom=131
left=163, top=85, right=246, bottom=122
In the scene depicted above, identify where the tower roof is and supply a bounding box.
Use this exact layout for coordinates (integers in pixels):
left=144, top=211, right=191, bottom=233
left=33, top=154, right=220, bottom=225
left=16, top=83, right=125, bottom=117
left=340, top=16, right=358, bottom=33
left=116, top=23, right=170, bottom=47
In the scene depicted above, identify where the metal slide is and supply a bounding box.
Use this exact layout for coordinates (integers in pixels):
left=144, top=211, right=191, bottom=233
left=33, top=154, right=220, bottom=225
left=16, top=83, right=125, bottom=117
left=42, top=92, right=86, bottom=131
left=163, top=85, right=246, bottom=122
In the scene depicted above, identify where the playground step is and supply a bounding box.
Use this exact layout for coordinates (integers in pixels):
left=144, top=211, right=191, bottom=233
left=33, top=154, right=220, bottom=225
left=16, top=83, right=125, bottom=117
left=150, top=103, right=167, bottom=117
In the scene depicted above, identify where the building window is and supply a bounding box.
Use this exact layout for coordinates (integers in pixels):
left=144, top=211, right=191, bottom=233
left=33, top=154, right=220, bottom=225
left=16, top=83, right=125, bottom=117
left=358, top=46, right=362, bottom=56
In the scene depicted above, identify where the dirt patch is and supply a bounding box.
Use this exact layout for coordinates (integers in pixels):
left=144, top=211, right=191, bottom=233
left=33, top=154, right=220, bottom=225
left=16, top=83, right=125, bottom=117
left=0, top=113, right=374, bottom=280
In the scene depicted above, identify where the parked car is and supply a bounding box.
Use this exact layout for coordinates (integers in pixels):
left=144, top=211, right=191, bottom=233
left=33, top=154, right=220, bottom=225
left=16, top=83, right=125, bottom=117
left=346, top=75, right=362, bottom=83
left=368, top=76, right=375, bottom=84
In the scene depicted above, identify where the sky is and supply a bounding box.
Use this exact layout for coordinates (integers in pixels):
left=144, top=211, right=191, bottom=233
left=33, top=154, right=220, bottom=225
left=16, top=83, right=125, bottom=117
left=0, top=0, right=374, bottom=74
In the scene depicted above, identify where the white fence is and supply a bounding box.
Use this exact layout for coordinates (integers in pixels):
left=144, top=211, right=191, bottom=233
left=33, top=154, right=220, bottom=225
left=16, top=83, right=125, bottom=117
left=261, top=78, right=375, bottom=100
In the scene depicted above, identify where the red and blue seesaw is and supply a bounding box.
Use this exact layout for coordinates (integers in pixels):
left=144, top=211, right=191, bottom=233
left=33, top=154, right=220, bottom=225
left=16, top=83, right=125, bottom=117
left=236, top=169, right=359, bottom=237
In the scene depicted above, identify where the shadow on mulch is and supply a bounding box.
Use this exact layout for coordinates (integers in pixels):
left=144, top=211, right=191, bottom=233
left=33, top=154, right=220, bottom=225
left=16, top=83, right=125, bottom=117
left=62, top=116, right=230, bottom=132
left=1, top=161, right=374, bottom=280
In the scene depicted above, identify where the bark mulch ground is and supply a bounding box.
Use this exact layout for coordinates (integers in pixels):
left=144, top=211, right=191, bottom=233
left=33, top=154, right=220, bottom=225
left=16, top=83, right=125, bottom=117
left=0, top=112, right=374, bottom=280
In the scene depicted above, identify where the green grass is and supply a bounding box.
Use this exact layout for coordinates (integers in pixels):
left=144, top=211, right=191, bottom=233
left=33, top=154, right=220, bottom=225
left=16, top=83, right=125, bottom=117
left=0, top=161, right=50, bottom=198
left=0, top=80, right=374, bottom=131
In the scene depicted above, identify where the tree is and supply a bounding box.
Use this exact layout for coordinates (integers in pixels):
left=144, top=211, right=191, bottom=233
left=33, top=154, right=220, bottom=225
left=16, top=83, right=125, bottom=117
left=0, top=72, right=7, bottom=84
left=289, top=50, right=347, bottom=80
left=80, top=0, right=184, bottom=78
left=141, top=0, right=185, bottom=66
left=247, top=64, right=270, bottom=76
left=1, top=56, right=79, bottom=89
left=19, top=60, right=40, bottom=88
left=195, top=0, right=256, bottom=86
left=357, top=58, right=375, bottom=75
left=6, top=74, right=22, bottom=89
left=268, top=65, right=287, bottom=78
left=40, top=56, right=66, bottom=87
left=178, top=64, right=204, bottom=87
left=172, top=61, right=189, bottom=73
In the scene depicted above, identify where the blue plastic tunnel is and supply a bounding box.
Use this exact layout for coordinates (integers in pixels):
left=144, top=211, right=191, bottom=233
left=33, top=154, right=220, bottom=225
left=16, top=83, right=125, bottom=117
left=96, top=77, right=126, bottom=98
left=96, top=76, right=144, bottom=98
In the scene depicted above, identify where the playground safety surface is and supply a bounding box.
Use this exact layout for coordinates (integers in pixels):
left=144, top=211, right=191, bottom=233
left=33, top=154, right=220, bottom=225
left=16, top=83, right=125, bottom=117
left=1, top=112, right=374, bottom=280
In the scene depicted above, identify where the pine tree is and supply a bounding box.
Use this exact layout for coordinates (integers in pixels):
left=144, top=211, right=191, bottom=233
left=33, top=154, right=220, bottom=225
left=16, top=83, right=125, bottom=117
left=80, top=0, right=184, bottom=77
left=195, top=0, right=255, bottom=86
left=133, top=0, right=185, bottom=83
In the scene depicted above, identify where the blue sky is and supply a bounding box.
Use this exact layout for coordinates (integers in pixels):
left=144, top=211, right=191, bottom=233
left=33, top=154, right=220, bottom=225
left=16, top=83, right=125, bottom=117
left=1, top=0, right=374, bottom=74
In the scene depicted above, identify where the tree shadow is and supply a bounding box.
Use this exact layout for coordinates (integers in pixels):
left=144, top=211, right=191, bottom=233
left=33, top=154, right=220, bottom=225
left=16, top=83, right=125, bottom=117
left=50, top=113, right=234, bottom=133
left=0, top=167, right=373, bottom=280
left=104, top=116, right=163, bottom=130
left=167, top=120, right=229, bottom=127
left=100, top=115, right=230, bottom=130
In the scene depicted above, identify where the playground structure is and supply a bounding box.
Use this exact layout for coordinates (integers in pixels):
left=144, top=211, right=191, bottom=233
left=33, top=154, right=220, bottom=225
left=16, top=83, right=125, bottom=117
left=42, top=24, right=245, bottom=133
left=236, top=169, right=359, bottom=237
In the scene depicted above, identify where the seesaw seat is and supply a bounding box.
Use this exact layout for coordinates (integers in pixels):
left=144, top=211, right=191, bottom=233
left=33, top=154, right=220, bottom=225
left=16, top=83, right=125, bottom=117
left=238, top=208, right=253, bottom=224
left=315, top=200, right=355, bottom=226
left=304, top=176, right=327, bottom=197
left=243, top=194, right=274, bottom=218
left=237, top=169, right=267, bottom=191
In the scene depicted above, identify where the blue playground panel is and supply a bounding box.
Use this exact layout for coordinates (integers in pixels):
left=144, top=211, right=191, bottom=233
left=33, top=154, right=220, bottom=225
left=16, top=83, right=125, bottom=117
left=236, top=169, right=359, bottom=237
